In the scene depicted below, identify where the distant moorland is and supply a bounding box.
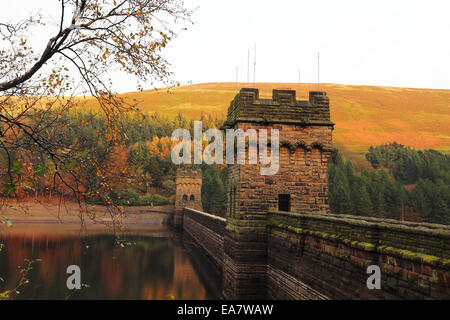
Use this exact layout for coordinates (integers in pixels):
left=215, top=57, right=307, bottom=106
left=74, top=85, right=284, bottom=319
left=2, top=83, right=449, bottom=225
left=84, top=82, right=450, bottom=160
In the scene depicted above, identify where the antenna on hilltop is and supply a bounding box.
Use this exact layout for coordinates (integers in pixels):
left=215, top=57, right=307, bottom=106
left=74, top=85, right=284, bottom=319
left=247, top=49, right=250, bottom=86
left=253, top=43, right=256, bottom=87
left=317, top=52, right=320, bottom=90
left=236, top=66, right=239, bottom=93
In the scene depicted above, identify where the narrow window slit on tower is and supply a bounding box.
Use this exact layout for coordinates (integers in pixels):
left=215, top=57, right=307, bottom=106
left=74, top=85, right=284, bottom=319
left=190, top=195, right=195, bottom=201
left=278, top=194, right=291, bottom=212
left=233, top=187, right=237, bottom=216
left=229, top=188, right=233, bottom=215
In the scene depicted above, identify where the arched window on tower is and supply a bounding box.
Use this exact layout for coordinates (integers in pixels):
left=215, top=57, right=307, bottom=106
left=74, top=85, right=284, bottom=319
left=190, top=195, right=195, bottom=201
left=182, top=194, right=188, bottom=201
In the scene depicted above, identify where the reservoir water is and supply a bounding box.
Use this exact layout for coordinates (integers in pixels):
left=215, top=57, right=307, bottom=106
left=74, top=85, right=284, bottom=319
left=0, top=223, right=221, bottom=300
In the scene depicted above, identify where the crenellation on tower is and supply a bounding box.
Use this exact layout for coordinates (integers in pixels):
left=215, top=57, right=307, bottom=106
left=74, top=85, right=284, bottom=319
left=223, top=88, right=333, bottom=128
left=272, top=89, right=296, bottom=104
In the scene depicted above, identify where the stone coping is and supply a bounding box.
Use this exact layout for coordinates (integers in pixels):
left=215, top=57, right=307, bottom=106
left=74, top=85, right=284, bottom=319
left=268, top=210, right=450, bottom=238
left=184, top=207, right=226, bottom=223
left=268, top=210, right=450, bottom=268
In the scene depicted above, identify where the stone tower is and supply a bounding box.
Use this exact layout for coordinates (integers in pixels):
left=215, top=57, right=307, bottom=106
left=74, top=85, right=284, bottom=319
left=222, top=88, right=334, bottom=299
left=174, top=167, right=203, bottom=228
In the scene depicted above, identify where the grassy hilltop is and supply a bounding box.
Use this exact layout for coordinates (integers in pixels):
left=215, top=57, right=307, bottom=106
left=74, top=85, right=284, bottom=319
left=87, top=82, right=450, bottom=161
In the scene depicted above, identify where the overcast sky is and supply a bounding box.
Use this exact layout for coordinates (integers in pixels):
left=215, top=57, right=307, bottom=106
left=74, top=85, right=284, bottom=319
left=2, top=0, right=450, bottom=92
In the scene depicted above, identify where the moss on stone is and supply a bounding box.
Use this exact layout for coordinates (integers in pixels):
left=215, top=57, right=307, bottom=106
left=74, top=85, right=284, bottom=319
left=377, top=245, right=448, bottom=268
left=268, top=211, right=449, bottom=261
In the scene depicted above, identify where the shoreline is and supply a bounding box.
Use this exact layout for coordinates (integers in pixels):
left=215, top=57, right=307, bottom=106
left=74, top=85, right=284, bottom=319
left=1, top=201, right=174, bottom=226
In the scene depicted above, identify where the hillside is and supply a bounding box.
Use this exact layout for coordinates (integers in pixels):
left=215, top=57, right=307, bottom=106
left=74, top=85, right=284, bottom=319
left=87, top=82, right=450, bottom=160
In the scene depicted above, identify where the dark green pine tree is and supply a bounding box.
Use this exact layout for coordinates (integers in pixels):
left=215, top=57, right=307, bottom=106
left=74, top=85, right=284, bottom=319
left=372, top=189, right=387, bottom=218
left=209, top=174, right=226, bottom=216
left=429, top=179, right=450, bottom=225
left=145, top=155, right=163, bottom=188
left=329, top=168, right=353, bottom=214
left=365, top=171, right=386, bottom=218
left=352, top=182, right=373, bottom=217
left=344, top=161, right=357, bottom=187
left=411, top=179, right=432, bottom=222
left=432, top=198, right=450, bottom=225
left=202, top=165, right=227, bottom=216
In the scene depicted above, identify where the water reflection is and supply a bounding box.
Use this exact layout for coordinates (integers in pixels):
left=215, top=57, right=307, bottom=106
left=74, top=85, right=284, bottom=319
left=0, top=224, right=219, bottom=300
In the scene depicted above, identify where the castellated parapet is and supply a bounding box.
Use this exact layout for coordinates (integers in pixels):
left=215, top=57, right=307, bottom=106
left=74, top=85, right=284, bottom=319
left=223, top=88, right=332, bottom=128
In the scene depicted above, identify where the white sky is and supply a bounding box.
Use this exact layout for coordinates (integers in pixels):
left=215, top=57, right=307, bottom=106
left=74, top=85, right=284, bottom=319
left=1, top=0, right=450, bottom=92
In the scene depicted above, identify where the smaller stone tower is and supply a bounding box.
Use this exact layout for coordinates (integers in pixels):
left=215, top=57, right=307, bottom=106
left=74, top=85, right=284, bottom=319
left=174, top=167, right=203, bottom=228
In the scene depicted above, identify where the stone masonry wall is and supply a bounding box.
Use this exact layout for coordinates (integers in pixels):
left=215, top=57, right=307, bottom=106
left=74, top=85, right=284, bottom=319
left=232, top=122, right=333, bottom=213
left=183, top=208, right=226, bottom=269
left=267, top=211, right=450, bottom=300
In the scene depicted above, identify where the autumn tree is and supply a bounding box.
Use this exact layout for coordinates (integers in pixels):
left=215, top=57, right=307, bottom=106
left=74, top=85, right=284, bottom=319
left=0, top=0, right=191, bottom=215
